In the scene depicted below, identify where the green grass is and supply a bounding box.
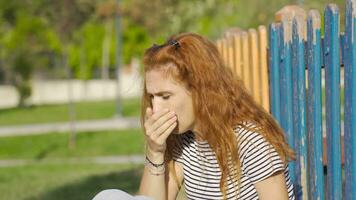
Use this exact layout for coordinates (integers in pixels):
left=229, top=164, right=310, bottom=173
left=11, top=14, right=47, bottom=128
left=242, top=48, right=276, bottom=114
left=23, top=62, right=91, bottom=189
left=0, top=98, right=141, bottom=126
left=0, top=162, right=143, bottom=200
left=0, top=129, right=145, bottom=160
left=0, top=129, right=189, bottom=200
left=0, top=129, right=146, bottom=200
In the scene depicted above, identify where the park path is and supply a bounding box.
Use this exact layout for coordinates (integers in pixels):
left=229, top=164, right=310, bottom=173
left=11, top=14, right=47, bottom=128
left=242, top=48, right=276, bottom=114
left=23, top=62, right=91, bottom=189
left=0, top=117, right=141, bottom=137
left=0, top=155, right=144, bottom=167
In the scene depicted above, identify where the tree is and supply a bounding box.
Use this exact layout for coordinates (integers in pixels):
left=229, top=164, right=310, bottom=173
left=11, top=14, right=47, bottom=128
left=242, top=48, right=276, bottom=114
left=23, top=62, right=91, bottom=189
left=34, top=0, right=97, bottom=149
left=0, top=1, right=55, bottom=107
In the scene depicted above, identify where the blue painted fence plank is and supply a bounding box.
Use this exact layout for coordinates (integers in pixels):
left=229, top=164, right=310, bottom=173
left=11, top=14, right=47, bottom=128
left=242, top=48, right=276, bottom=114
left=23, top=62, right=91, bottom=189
left=324, top=4, right=342, bottom=200
left=307, top=10, right=325, bottom=200
left=291, top=17, right=308, bottom=200
left=344, top=0, right=356, bottom=199
left=269, top=23, right=281, bottom=123
left=279, top=19, right=295, bottom=184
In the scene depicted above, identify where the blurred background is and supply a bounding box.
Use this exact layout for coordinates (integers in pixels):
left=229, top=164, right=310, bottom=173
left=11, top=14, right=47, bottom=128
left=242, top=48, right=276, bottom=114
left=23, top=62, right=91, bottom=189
left=0, top=0, right=345, bottom=199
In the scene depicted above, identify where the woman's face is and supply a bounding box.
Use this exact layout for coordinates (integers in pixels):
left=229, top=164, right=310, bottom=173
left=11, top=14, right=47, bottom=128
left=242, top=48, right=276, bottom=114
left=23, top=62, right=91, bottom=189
left=145, top=69, right=196, bottom=134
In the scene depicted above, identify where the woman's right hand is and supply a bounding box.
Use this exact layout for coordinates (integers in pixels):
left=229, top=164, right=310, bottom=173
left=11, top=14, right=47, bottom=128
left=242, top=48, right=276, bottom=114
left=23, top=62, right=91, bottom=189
left=144, top=107, right=177, bottom=163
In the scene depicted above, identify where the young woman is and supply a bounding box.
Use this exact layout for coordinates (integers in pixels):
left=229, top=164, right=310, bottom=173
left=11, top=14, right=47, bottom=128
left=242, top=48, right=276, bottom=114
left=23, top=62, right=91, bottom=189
left=93, top=33, right=295, bottom=200
left=138, top=33, right=295, bottom=200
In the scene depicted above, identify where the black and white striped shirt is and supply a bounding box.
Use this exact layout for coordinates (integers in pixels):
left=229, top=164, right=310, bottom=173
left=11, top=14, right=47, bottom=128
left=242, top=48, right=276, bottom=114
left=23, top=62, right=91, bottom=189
left=172, top=123, right=295, bottom=200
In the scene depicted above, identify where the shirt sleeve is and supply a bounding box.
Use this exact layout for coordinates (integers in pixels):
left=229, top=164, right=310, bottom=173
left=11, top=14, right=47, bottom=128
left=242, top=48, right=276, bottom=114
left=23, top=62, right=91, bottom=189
left=239, top=129, right=285, bottom=184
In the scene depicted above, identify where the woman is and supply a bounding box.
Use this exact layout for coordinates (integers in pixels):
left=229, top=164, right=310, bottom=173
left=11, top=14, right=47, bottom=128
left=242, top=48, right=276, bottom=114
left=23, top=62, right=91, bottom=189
left=93, top=33, right=295, bottom=200
left=138, top=33, right=295, bottom=200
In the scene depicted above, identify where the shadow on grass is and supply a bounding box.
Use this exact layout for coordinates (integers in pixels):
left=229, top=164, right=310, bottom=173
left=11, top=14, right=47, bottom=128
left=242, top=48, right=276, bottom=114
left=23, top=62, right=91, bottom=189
left=35, top=143, right=60, bottom=160
left=24, top=167, right=143, bottom=200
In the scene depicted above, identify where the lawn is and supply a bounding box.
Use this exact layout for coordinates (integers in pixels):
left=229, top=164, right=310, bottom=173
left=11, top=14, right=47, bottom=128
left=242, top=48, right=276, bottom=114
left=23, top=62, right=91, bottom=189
left=0, top=127, right=146, bottom=200
left=0, top=129, right=145, bottom=160
left=0, top=98, right=141, bottom=126
left=0, top=162, right=143, bottom=200
left=0, top=128, right=188, bottom=200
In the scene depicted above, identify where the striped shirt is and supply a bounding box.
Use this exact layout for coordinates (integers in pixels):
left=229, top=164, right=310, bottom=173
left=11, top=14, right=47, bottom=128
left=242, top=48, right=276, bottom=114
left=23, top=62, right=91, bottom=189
left=172, top=124, right=295, bottom=199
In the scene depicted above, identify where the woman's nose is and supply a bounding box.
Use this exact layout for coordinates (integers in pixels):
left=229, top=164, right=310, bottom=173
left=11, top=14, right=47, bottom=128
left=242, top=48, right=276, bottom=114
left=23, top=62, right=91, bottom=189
left=152, top=98, right=162, bottom=114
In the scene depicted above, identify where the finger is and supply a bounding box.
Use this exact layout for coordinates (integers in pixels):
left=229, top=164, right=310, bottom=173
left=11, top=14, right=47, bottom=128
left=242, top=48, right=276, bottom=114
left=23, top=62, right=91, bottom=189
left=150, top=115, right=177, bottom=139
left=156, top=121, right=177, bottom=144
left=144, top=108, right=171, bottom=136
left=150, top=111, right=176, bottom=132
left=146, top=108, right=170, bottom=127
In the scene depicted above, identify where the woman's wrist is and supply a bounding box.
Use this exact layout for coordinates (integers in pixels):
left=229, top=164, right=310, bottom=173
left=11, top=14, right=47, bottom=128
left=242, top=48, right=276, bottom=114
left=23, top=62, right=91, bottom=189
left=145, top=148, right=165, bottom=176
left=144, top=156, right=165, bottom=176
left=145, top=148, right=165, bottom=164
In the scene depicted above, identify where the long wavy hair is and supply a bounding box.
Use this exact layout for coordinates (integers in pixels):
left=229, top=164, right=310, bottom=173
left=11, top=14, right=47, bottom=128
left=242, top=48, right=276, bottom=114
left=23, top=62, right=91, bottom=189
left=141, top=33, right=295, bottom=198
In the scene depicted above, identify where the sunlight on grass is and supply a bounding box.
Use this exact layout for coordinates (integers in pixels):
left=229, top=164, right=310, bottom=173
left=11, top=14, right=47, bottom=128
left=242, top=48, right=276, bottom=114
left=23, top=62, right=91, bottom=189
left=0, top=98, right=141, bottom=126
left=0, top=162, right=142, bottom=200
left=0, top=129, right=144, bottom=160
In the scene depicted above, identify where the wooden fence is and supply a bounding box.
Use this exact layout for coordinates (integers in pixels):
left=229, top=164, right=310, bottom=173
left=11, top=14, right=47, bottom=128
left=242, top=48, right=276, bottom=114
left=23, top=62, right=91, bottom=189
left=217, top=0, right=356, bottom=199
left=216, top=27, right=270, bottom=112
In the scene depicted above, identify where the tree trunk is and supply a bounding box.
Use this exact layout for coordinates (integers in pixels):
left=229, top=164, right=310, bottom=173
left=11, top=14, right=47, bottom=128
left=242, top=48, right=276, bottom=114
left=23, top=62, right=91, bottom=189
left=101, top=19, right=112, bottom=80
left=64, top=47, right=77, bottom=150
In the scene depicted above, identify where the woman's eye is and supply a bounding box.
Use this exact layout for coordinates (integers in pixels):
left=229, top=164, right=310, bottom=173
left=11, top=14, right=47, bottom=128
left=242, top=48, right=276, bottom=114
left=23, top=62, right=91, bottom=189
left=162, top=96, right=170, bottom=100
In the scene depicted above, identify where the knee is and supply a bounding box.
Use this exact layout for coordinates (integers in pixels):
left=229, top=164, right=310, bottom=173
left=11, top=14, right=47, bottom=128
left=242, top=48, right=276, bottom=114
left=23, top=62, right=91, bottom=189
left=92, top=189, right=153, bottom=200
left=92, top=189, right=129, bottom=200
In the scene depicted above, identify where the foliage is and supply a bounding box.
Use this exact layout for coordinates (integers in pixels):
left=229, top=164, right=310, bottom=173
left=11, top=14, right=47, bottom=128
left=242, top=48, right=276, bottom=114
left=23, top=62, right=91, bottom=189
left=0, top=0, right=349, bottom=104
left=0, top=1, right=56, bottom=106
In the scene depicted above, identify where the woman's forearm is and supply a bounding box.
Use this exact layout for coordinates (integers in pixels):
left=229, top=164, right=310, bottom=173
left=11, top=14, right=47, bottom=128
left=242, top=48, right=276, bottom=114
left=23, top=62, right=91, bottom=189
left=139, top=152, right=167, bottom=200
left=139, top=166, right=166, bottom=200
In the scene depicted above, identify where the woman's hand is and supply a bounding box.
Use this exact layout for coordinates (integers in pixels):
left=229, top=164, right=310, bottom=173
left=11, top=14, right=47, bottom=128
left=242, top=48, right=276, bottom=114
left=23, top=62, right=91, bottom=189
left=144, top=107, right=177, bottom=163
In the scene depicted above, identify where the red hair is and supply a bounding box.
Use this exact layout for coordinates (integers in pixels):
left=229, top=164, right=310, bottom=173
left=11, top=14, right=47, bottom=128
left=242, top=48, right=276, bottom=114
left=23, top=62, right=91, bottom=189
left=141, top=33, right=294, bottom=198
